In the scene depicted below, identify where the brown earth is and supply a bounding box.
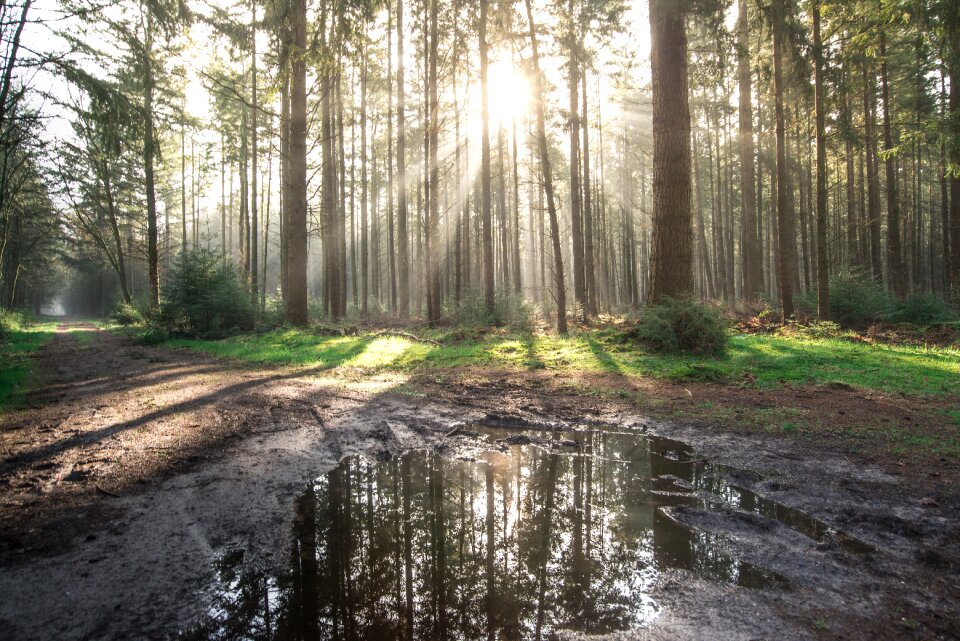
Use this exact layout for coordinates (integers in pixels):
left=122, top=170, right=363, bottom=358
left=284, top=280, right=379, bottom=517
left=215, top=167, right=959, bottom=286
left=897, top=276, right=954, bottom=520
left=0, top=322, right=958, bottom=641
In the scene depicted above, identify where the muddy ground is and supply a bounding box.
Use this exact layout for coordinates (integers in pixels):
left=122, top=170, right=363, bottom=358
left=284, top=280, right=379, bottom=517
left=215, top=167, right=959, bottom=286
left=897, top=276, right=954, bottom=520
left=1, top=323, right=958, bottom=640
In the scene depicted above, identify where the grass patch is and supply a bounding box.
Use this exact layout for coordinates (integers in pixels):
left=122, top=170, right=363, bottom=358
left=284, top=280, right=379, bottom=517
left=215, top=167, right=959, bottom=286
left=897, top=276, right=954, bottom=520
left=155, top=327, right=960, bottom=397
left=0, top=321, right=57, bottom=413
left=70, top=329, right=96, bottom=346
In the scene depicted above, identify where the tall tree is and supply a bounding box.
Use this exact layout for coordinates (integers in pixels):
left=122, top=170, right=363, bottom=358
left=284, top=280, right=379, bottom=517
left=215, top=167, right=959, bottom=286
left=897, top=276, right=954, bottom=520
left=284, top=0, right=308, bottom=325
left=524, top=0, right=568, bottom=332
left=813, top=0, right=829, bottom=317
left=480, top=0, right=495, bottom=314
left=772, top=0, right=797, bottom=318
left=879, top=24, right=906, bottom=296
left=737, top=0, right=762, bottom=300
left=648, top=0, right=693, bottom=302
left=397, top=0, right=410, bottom=319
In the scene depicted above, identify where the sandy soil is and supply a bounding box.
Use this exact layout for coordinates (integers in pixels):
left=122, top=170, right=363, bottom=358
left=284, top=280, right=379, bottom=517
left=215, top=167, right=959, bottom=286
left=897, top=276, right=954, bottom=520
left=0, top=323, right=958, bottom=640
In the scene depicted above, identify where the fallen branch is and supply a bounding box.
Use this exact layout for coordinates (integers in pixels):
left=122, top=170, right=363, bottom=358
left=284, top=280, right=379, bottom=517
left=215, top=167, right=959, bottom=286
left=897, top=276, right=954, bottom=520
left=370, top=330, right=441, bottom=346
left=95, top=485, right=120, bottom=498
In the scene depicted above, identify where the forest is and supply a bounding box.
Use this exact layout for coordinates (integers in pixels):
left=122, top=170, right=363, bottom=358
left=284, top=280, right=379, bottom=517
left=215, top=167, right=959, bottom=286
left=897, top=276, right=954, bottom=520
left=1, top=0, right=960, bottom=640
left=0, top=0, right=955, bottom=328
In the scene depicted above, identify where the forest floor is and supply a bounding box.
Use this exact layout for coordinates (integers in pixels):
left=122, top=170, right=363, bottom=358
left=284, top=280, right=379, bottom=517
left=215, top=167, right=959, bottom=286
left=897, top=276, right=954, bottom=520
left=0, top=321, right=958, bottom=640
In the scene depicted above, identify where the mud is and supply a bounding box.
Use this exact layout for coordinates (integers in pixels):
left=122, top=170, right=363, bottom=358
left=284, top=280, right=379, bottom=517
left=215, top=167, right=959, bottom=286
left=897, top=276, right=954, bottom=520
left=0, top=325, right=958, bottom=640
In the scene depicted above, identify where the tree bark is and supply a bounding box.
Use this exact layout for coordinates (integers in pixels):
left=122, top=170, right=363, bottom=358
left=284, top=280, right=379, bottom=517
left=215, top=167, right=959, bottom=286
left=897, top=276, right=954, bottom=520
left=426, top=0, right=441, bottom=323
left=879, top=27, right=906, bottom=296
left=773, top=0, right=796, bottom=319
left=648, top=0, right=694, bottom=302
left=143, top=10, right=159, bottom=307
left=568, top=0, right=586, bottom=318
left=397, top=0, right=410, bottom=319
left=249, top=0, right=259, bottom=312
left=813, top=0, right=829, bottom=318
left=285, top=0, right=308, bottom=325
left=737, top=0, right=761, bottom=300
left=582, top=73, right=597, bottom=315
left=480, top=0, right=495, bottom=314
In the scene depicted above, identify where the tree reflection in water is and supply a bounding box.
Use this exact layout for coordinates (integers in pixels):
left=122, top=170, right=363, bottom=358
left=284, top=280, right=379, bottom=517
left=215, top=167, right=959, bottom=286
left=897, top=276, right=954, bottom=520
left=183, top=430, right=789, bottom=641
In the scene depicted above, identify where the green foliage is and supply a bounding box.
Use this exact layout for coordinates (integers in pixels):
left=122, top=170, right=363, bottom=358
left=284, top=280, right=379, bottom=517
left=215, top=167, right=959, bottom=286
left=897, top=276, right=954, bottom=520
left=0, top=308, right=27, bottom=337
left=111, top=301, right=145, bottom=326
left=445, top=290, right=536, bottom=332
left=159, top=249, right=253, bottom=337
left=630, top=299, right=728, bottom=356
left=887, top=294, right=958, bottom=325
left=797, top=271, right=957, bottom=328
left=814, top=271, right=893, bottom=328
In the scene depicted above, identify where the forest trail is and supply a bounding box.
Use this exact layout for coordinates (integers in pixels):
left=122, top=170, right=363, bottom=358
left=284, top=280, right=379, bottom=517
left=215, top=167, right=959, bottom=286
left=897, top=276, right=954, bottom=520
left=0, top=326, right=958, bottom=641
left=0, top=321, right=394, bottom=551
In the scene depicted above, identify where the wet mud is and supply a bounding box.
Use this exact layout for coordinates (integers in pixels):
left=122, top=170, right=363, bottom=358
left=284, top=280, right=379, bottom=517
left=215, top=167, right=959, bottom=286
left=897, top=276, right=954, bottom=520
left=0, top=327, right=958, bottom=640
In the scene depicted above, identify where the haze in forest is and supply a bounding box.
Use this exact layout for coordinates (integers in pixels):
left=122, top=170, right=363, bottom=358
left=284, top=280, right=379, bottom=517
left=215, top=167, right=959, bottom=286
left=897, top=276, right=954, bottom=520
left=1, top=0, right=959, bottom=330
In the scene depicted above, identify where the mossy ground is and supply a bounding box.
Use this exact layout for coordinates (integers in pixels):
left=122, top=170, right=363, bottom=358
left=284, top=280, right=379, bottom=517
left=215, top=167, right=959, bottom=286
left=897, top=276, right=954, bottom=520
left=157, top=327, right=960, bottom=397
left=0, top=322, right=58, bottom=413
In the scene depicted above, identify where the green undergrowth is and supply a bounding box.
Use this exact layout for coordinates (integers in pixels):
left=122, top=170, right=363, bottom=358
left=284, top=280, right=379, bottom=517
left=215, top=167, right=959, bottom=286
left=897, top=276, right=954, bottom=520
left=0, top=317, right=57, bottom=413
left=159, top=326, right=960, bottom=397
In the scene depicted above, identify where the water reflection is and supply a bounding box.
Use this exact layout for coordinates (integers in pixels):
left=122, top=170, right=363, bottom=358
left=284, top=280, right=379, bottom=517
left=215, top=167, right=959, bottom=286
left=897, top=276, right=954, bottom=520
left=183, top=430, right=793, bottom=641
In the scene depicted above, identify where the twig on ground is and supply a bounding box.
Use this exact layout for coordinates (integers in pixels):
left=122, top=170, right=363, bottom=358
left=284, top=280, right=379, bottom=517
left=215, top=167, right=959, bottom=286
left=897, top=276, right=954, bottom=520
left=95, top=485, right=120, bottom=497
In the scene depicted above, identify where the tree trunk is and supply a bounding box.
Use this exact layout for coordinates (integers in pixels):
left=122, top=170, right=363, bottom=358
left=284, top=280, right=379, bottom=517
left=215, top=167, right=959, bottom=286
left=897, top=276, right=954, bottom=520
left=280, top=68, right=290, bottom=299
left=773, top=0, right=796, bottom=319
left=480, top=0, right=495, bottom=314
left=568, top=0, right=586, bottom=318
left=737, top=0, right=761, bottom=300
left=582, top=73, right=597, bottom=315
left=648, top=0, right=694, bottom=302
left=143, top=11, right=159, bottom=307
left=864, top=67, right=883, bottom=283
left=285, top=0, right=308, bottom=325
left=249, top=0, right=258, bottom=312
left=361, top=49, right=369, bottom=316
left=813, top=0, right=829, bottom=318
left=949, top=25, right=960, bottom=295
left=524, top=0, right=567, bottom=333
left=397, top=0, right=410, bottom=319
left=427, top=0, right=441, bottom=323
left=879, top=28, right=906, bottom=297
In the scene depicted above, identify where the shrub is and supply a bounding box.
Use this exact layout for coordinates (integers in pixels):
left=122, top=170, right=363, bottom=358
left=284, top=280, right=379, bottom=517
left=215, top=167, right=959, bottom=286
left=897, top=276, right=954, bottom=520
left=886, top=294, right=957, bottom=325
left=0, top=308, right=26, bottom=338
left=629, top=298, right=728, bottom=356
left=159, top=250, right=254, bottom=337
left=111, top=301, right=145, bottom=326
left=811, top=270, right=893, bottom=328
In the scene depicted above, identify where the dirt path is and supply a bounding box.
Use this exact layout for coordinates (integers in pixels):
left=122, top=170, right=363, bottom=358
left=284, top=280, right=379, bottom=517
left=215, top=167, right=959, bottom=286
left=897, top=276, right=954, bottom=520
left=1, top=324, right=958, bottom=640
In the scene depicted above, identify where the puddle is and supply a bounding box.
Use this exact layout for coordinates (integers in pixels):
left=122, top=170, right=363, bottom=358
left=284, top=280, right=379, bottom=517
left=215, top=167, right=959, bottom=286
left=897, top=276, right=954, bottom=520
left=183, top=428, right=869, bottom=640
